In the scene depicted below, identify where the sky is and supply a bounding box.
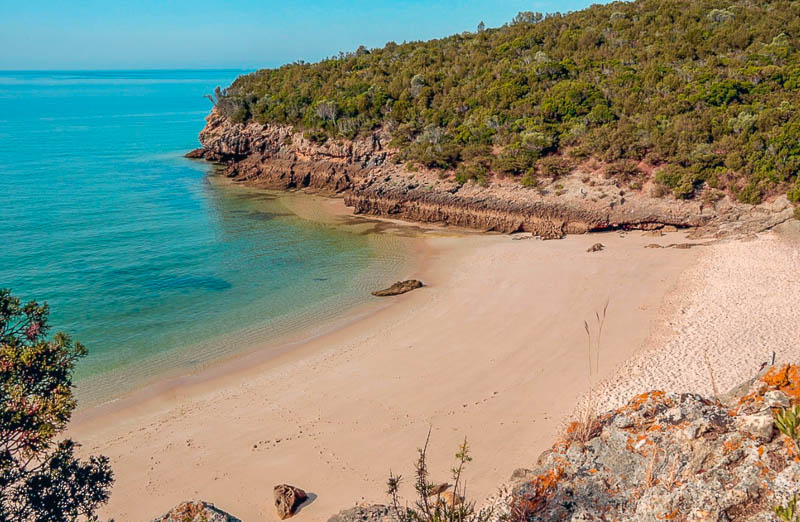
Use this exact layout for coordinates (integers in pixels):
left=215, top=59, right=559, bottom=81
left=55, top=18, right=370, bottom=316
left=0, top=0, right=603, bottom=70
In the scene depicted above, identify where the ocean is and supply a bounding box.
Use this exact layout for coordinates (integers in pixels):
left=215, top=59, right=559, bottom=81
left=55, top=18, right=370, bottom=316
left=0, top=70, right=410, bottom=405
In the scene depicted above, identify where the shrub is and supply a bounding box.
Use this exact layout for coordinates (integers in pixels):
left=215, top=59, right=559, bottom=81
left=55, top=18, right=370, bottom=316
left=0, top=289, right=114, bottom=520
left=521, top=169, right=539, bottom=188
left=455, top=163, right=488, bottom=186
left=655, top=166, right=700, bottom=199
left=604, top=160, right=643, bottom=184
left=538, top=156, right=574, bottom=179
left=386, top=431, right=492, bottom=522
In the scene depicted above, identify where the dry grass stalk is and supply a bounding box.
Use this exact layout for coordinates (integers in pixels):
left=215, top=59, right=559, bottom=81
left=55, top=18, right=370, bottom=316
left=568, top=300, right=610, bottom=444
left=703, top=350, right=720, bottom=400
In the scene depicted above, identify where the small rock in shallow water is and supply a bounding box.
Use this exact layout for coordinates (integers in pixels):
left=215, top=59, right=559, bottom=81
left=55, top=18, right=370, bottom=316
left=184, top=148, right=206, bottom=159
left=587, top=243, right=604, bottom=252
left=371, top=280, right=424, bottom=297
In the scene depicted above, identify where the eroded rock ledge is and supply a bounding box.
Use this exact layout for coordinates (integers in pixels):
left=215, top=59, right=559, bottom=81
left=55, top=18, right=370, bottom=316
left=192, top=110, right=795, bottom=238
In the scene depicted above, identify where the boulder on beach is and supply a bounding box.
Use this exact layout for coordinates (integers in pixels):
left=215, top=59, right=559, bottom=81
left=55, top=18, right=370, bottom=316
left=371, top=280, right=424, bottom=297
left=274, top=484, right=308, bottom=519
left=587, top=242, right=604, bottom=252
left=152, top=500, right=240, bottom=522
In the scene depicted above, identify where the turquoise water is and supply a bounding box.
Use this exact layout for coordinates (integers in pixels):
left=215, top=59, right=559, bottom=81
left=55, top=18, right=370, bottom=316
left=0, top=70, right=409, bottom=404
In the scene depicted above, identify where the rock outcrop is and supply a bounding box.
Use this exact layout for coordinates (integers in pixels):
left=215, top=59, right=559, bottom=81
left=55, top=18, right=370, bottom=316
left=274, top=484, right=308, bottom=519
left=152, top=501, right=240, bottom=522
left=371, top=280, right=424, bottom=297
left=192, top=109, right=796, bottom=238
left=489, top=365, right=800, bottom=521
left=327, top=505, right=401, bottom=522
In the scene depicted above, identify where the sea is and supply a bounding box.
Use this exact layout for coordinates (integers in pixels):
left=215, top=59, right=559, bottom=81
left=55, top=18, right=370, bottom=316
left=0, top=70, right=410, bottom=405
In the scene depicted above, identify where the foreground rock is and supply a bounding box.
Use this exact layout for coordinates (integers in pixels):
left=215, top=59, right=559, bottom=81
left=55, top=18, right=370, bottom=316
left=371, top=280, right=424, bottom=297
left=491, top=365, right=800, bottom=521
left=587, top=243, right=604, bottom=252
left=327, top=505, right=401, bottom=522
left=153, top=501, right=240, bottom=522
left=193, top=108, right=795, bottom=239
left=274, top=484, right=308, bottom=519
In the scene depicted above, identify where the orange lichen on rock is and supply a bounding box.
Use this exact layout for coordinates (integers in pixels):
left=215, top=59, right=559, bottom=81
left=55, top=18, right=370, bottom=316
left=761, top=365, right=800, bottom=402
left=628, top=391, right=670, bottom=409
left=512, top=467, right=565, bottom=516
left=723, top=439, right=742, bottom=454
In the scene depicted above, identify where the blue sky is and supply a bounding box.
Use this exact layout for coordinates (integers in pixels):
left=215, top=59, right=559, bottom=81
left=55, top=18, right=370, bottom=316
left=1, top=1, right=604, bottom=70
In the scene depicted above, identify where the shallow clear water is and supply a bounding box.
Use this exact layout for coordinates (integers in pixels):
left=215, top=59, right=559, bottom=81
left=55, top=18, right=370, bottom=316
left=0, top=70, right=410, bottom=404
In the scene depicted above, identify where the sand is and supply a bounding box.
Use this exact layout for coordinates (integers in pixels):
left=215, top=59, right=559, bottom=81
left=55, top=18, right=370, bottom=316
left=593, top=227, right=800, bottom=411
left=69, top=228, right=705, bottom=521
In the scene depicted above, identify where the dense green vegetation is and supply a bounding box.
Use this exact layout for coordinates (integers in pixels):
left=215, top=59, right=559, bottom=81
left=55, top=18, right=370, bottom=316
left=215, top=0, right=800, bottom=204
left=1, top=289, right=113, bottom=521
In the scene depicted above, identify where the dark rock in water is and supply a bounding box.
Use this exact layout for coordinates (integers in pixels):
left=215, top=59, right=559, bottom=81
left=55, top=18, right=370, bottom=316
left=371, top=280, right=424, bottom=297
left=185, top=148, right=206, bottom=159
left=587, top=242, right=604, bottom=252
left=152, top=501, right=240, bottom=522
left=327, top=505, right=402, bottom=522
left=274, top=484, right=308, bottom=519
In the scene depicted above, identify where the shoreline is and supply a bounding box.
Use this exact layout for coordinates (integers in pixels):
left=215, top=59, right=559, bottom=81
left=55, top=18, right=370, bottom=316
left=70, top=227, right=705, bottom=521
left=71, top=186, right=435, bottom=411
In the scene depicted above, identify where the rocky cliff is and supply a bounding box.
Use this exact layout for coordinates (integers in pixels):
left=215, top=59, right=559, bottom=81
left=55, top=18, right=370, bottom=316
left=190, top=110, right=795, bottom=238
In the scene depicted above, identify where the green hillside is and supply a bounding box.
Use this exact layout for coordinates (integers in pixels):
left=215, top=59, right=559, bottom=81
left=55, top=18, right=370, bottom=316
left=214, top=0, right=800, bottom=205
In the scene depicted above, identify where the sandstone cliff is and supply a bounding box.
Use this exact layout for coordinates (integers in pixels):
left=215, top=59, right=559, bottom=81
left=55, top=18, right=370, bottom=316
left=191, top=110, right=794, bottom=238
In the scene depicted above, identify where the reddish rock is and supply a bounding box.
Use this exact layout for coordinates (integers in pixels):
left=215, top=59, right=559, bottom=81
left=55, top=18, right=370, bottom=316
left=274, top=484, right=308, bottom=519
left=371, top=280, right=423, bottom=297
left=184, top=148, right=206, bottom=159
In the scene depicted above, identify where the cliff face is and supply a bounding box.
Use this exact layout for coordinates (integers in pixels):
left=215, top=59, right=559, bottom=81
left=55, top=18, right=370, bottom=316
left=192, top=110, right=795, bottom=238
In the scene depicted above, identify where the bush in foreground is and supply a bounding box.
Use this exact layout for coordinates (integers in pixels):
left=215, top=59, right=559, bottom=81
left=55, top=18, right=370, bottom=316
left=0, top=289, right=113, bottom=521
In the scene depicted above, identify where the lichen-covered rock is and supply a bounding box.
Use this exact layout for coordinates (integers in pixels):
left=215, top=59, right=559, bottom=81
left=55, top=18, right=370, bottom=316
left=274, top=484, right=308, bottom=519
left=501, top=365, right=800, bottom=521
left=327, top=504, right=402, bottom=522
left=152, top=500, right=240, bottom=522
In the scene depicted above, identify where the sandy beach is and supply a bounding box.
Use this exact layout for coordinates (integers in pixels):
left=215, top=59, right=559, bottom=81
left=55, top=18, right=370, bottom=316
left=68, top=217, right=716, bottom=521
left=593, top=226, right=800, bottom=410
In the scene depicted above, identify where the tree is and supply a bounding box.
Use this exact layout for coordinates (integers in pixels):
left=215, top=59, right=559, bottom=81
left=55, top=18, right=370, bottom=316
left=477, top=21, right=485, bottom=33
left=512, top=11, right=542, bottom=24
left=0, top=289, right=113, bottom=521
